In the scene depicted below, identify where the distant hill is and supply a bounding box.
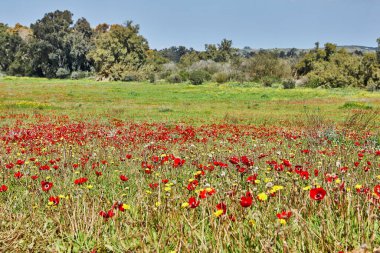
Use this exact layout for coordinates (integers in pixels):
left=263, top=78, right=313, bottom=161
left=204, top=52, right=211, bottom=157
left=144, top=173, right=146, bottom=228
left=239, top=45, right=377, bottom=57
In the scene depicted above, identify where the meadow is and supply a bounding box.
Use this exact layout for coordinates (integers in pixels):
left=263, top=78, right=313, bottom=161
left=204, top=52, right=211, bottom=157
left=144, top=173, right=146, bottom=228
left=0, top=77, right=380, bottom=252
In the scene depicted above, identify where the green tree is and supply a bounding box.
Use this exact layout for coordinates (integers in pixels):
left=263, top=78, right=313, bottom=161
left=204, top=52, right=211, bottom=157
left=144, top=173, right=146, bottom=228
left=88, top=21, right=150, bottom=81
left=29, top=10, right=74, bottom=77
left=377, top=38, right=380, bottom=64
left=0, top=23, right=24, bottom=72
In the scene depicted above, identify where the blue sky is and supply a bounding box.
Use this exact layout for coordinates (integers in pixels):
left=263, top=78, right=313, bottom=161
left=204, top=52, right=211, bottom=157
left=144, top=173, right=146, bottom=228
left=0, top=0, right=379, bottom=50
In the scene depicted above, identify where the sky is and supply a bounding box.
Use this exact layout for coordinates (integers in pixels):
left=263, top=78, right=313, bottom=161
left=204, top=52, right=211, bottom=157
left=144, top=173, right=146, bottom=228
left=0, top=0, right=379, bottom=50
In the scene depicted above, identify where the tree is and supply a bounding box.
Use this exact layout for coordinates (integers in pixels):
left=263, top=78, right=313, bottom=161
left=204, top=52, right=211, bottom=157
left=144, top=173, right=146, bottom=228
left=74, top=18, right=93, bottom=39
left=29, top=10, right=74, bottom=77
left=159, top=46, right=189, bottom=63
left=0, top=23, right=24, bottom=72
left=88, top=21, right=150, bottom=81
left=324, top=43, right=337, bottom=61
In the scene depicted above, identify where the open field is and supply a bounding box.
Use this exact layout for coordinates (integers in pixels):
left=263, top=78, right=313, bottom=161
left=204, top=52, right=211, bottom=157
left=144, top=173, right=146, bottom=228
left=1, top=77, right=380, bottom=252
left=1, top=77, right=380, bottom=124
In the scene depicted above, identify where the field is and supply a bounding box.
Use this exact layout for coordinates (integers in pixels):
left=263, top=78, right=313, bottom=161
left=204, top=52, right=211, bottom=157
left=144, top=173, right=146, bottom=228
left=1, top=77, right=380, bottom=252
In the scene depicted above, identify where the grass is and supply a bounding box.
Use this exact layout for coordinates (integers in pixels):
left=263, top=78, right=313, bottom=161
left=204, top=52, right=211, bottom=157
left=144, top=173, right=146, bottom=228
left=1, top=76, right=380, bottom=124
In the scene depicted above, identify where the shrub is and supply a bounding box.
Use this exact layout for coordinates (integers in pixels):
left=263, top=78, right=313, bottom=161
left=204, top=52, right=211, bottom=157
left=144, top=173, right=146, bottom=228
left=282, top=79, right=296, bottom=89
left=213, top=72, right=229, bottom=84
left=70, top=71, right=91, bottom=80
left=188, top=70, right=211, bottom=85
left=166, top=73, right=182, bottom=84
left=56, top=68, right=70, bottom=79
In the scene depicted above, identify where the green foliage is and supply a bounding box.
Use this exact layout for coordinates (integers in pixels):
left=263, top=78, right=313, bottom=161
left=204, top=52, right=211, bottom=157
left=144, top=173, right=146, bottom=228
left=188, top=70, right=211, bottom=85
left=297, top=42, right=380, bottom=89
left=282, top=79, right=296, bottom=89
left=0, top=23, right=24, bottom=72
left=242, top=52, right=292, bottom=81
left=89, top=22, right=150, bottom=81
left=166, top=73, right=183, bottom=83
left=340, top=101, right=372, bottom=110
left=213, top=72, right=230, bottom=84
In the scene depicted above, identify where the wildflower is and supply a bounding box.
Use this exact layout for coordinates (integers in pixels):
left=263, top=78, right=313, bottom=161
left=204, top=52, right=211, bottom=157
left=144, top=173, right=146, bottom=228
left=14, top=171, right=24, bottom=179
left=214, top=209, right=224, bottom=217
left=278, top=219, right=287, bottom=225
left=257, top=192, right=268, bottom=201
left=310, top=187, right=327, bottom=201
left=240, top=191, right=253, bottom=208
left=48, top=196, right=60, bottom=206
left=188, top=197, right=200, bottom=208
left=181, top=202, right=189, bottom=208
left=0, top=185, right=8, bottom=192
left=74, top=177, right=88, bottom=185
left=216, top=202, right=227, bottom=215
left=99, top=210, right=115, bottom=220
left=276, top=211, right=292, bottom=220
left=374, top=185, right=380, bottom=198
left=41, top=181, right=53, bottom=192
left=120, top=175, right=129, bottom=182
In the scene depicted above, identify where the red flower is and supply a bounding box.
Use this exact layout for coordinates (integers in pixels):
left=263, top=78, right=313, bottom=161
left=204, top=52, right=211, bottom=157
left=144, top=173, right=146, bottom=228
left=276, top=211, right=292, bottom=220
left=126, top=154, right=132, bottom=159
left=374, top=185, right=380, bottom=198
left=246, top=174, right=258, bottom=184
left=95, top=171, right=102, bottom=177
left=0, top=185, right=8, bottom=192
left=99, top=210, right=115, bottom=220
left=240, top=191, right=253, bottom=208
left=187, top=180, right=198, bottom=191
left=31, top=175, right=39, bottom=180
left=216, top=202, right=227, bottom=215
left=14, top=171, right=24, bottom=179
left=49, top=196, right=60, bottom=206
left=149, top=183, right=159, bottom=189
left=188, top=197, right=200, bottom=208
left=162, top=179, right=169, bottom=184
left=310, top=187, right=327, bottom=201
left=16, top=159, right=25, bottom=166
left=120, top=175, right=129, bottom=181
left=74, top=177, right=88, bottom=185
left=41, top=181, right=53, bottom=192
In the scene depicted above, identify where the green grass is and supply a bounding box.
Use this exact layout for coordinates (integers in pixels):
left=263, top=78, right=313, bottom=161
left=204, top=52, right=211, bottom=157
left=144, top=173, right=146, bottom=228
left=1, top=76, right=380, bottom=124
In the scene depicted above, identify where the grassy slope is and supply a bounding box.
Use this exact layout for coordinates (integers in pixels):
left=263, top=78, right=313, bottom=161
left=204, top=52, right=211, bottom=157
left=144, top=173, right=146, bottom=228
left=1, top=76, right=380, bottom=124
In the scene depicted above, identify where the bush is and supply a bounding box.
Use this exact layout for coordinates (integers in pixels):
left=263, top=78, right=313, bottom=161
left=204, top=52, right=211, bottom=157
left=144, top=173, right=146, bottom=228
left=70, top=71, right=91, bottom=80
left=56, top=68, right=70, bottom=79
left=188, top=70, right=211, bottom=85
left=166, top=73, right=183, bottom=83
left=261, top=77, right=277, bottom=87
left=282, top=79, right=296, bottom=89
left=213, top=72, right=229, bottom=84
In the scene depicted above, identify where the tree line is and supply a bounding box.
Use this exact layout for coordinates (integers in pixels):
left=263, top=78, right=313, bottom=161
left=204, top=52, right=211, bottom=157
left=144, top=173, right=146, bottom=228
left=0, top=10, right=379, bottom=90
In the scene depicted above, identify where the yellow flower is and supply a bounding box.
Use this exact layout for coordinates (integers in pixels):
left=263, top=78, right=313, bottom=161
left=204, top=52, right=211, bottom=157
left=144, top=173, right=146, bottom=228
left=213, top=209, right=224, bottom=217
left=164, top=187, right=171, bottom=192
left=335, top=179, right=341, bottom=184
left=271, top=185, right=284, bottom=192
left=188, top=178, right=195, bottom=183
left=264, top=178, right=272, bottom=183
left=86, top=185, right=93, bottom=189
left=155, top=202, right=161, bottom=207
left=181, top=202, right=189, bottom=208
left=122, top=204, right=130, bottom=210
left=146, top=190, right=152, bottom=194
left=377, top=175, right=380, bottom=180
left=355, top=184, right=362, bottom=189
left=303, top=185, right=312, bottom=191
left=74, top=171, right=80, bottom=174
left=257, top=192, right=268, bottom=201
left=254, top=179, right=261, bottom=184
left=48, top=201, right=54, bottom=206
left=194, top=171, right=202, bottom=176
left=279, top=219, right=287, bottom=225
left=249, top=219, right=255, bottom=226
left=45, top=176, right=51, bottom=180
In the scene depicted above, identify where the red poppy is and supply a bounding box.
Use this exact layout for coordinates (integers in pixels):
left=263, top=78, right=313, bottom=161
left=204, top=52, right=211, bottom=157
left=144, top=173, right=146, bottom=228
left=149, top=183, right=159, bottom=189
left=99, top=209, right=115, bottom=220
left=187, top=180, right=198, bottom=191
left=374, top=185, right=380, bottom=197
left=95, top=171, right=102, bottom=177
left=49, top=196, right=60, bottom=206
left=126, top=154, right=132, bottom=159
left=31, top=175, right=39, bottom=180
left=16, top=159, right=25, bottom=166
left=120, top=175, right=129, bottom=181
left=276, top=211, right=292, bottom=220
left=162, top=179, right=169, bottom=184
left=246, top=174, right=258, bottom=184
left=0, top=185, right=8, bottom=192
left=240, top=191, right=253, bottom=208
left=310, top=187, right=327, bottom=201
left=216, top=202, right=227, bottom=215
left=74, top=177, right=88, bottom=185
left=14, top=171, right=24, bottom=179
left=188, top=197, right=200, bottom=208
left=41, top=181, right=53, bottom=192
